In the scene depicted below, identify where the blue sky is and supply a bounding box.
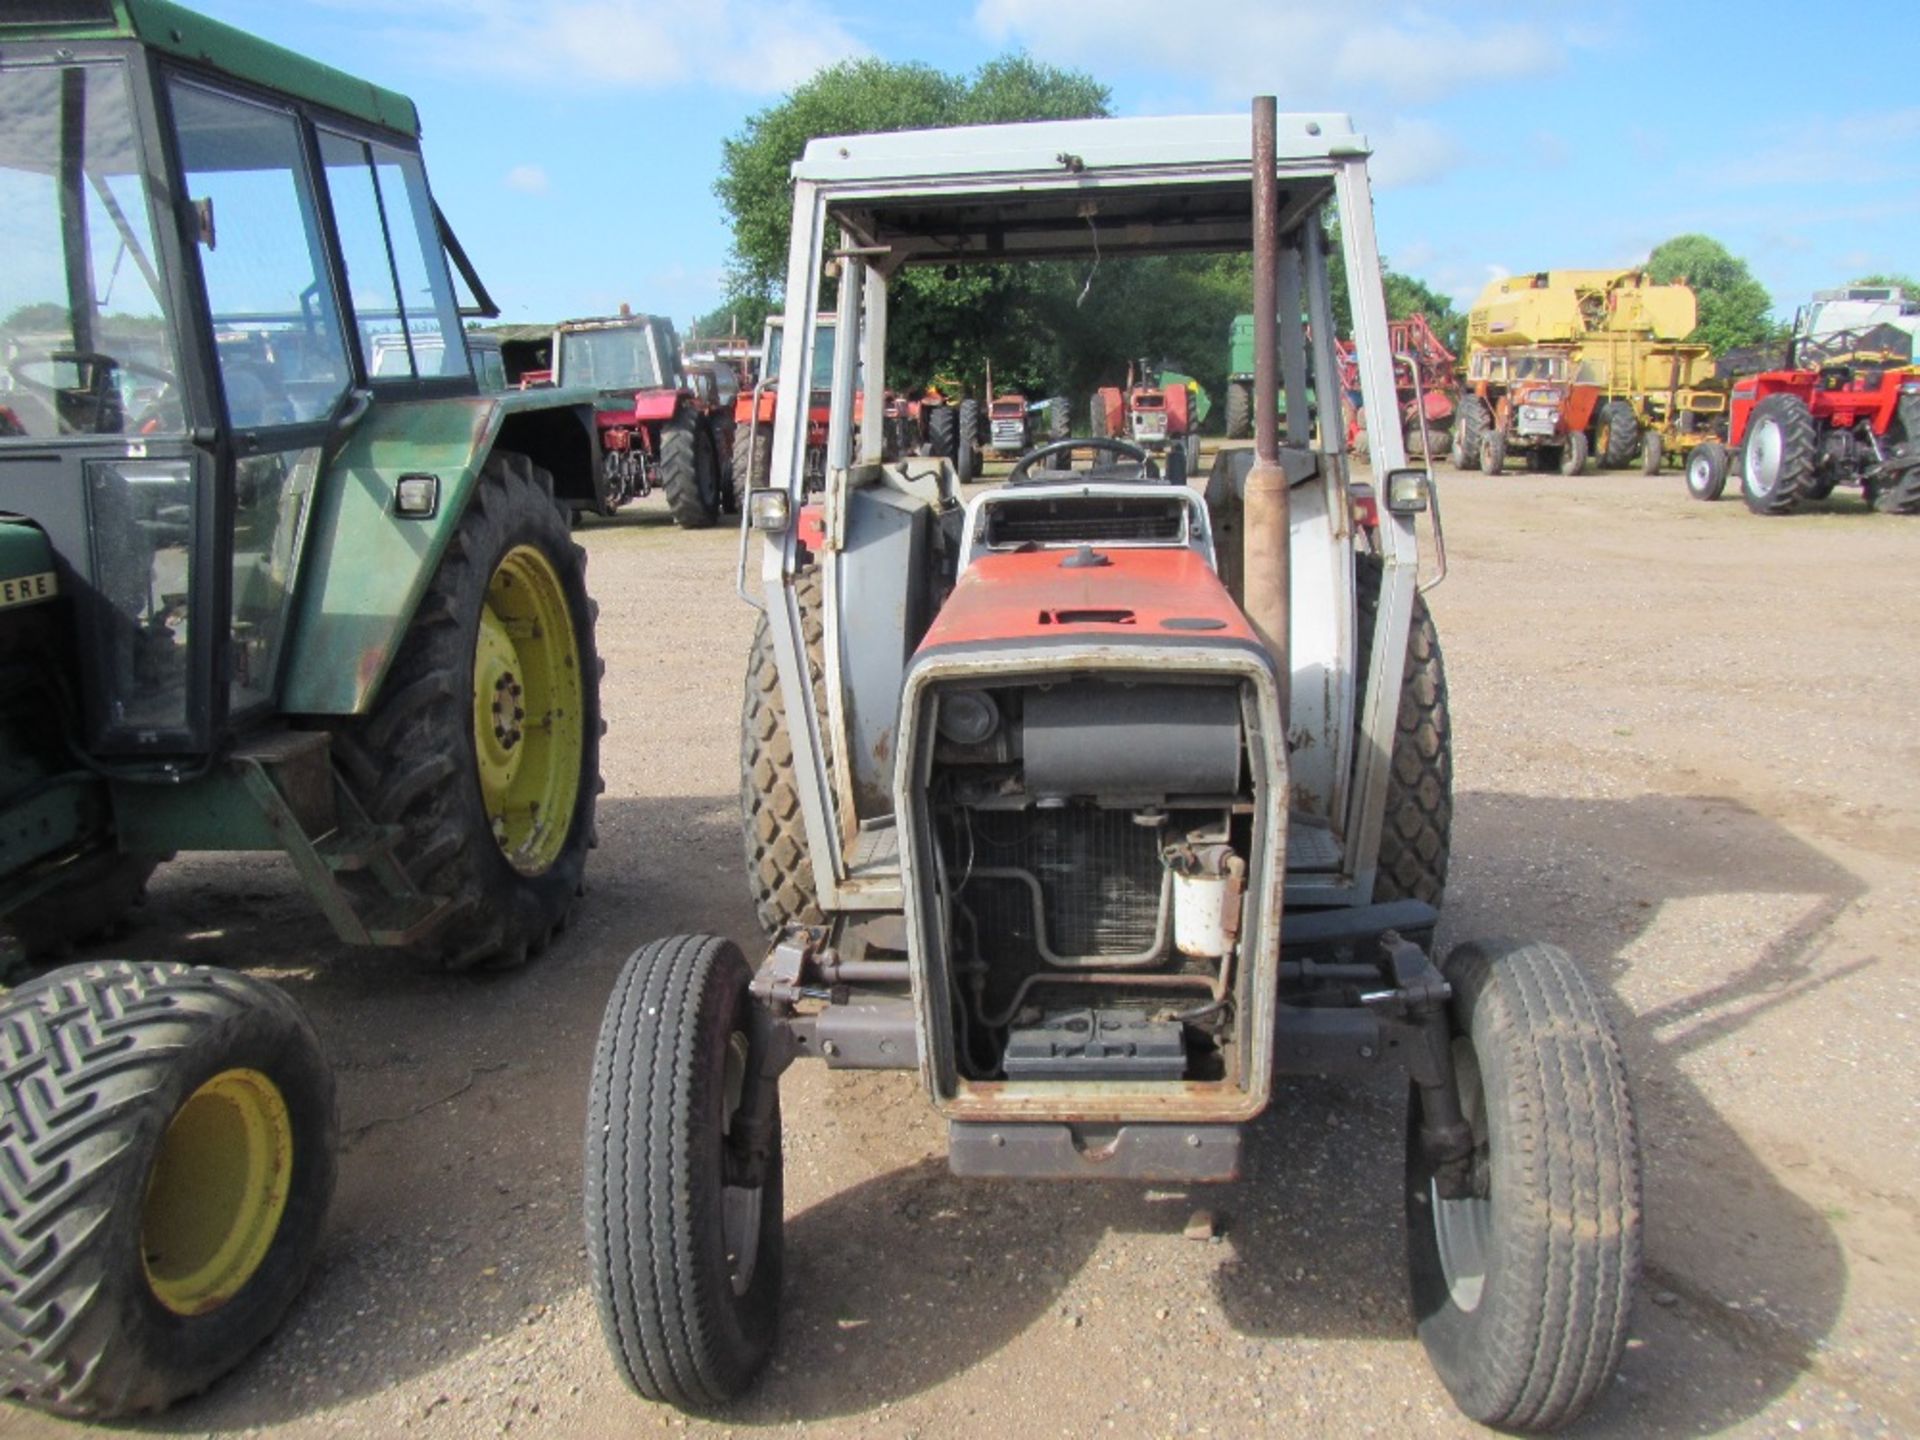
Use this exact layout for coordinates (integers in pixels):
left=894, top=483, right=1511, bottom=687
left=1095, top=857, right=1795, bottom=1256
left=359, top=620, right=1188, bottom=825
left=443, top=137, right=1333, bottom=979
left=187, top=0, right=1917, bottom=328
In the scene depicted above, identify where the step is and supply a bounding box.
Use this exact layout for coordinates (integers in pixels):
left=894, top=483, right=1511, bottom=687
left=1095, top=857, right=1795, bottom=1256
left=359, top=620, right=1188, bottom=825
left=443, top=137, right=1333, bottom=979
left=314, top=824, right=403, bottom=873
left=360, top=894, right=455, bottom=948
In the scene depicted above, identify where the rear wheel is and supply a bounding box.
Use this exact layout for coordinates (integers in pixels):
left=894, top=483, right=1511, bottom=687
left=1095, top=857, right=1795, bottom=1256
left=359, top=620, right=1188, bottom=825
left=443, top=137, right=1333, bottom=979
left=957, top=398, right=982, bottom=482
left=1740, top=393, right=1816, bottom=515
left=1479, top=429, right=1506, bottom=475
left=660, top=408, right=720, bottom=529
left=1224, top=380, right=1251, bottom=440
left=1685, top=441, right=1729, bottom=501
left=1407, top=939, right=1641, bottom=1432
left=1356, top=556, right=1452, bottom=909
left=1048, top=394, right=1070, bottom=443
left=1640, top=430, right=1664, bottom=476
left=0, top=961, right=335, bottom=1419
left=585, top=935, right=784, bottom=1411
left=927, top=403, right=957, bottom=462
left=733, top=418, right=771, bottom=498
left=1596, top=398, right=1639, bottom=469
left=1559, top=431, right=1589, bottom=476
left=1452, top=397, right=1489, bottom=471
left=741, top=569, right=832, bottom=934
left=338, top=452, right=601, bottom=969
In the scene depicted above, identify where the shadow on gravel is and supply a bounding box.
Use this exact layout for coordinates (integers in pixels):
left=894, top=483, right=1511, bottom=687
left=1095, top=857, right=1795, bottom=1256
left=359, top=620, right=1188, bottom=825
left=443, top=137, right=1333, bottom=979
left=20, top=786, right=1869, bottom=1432
left=1437, top=789, right=1868, bottom=1435
left=34, top=794, right=750, bottom=1432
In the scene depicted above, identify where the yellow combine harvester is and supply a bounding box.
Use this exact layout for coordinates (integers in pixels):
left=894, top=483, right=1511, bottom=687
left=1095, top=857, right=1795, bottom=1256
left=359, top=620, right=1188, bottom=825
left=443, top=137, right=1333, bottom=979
left=1457, top=269, right=1724, bottom=475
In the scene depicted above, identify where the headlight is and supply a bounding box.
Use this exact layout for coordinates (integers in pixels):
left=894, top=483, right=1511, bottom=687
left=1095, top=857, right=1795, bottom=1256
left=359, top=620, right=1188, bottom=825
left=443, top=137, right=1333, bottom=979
left=748, top=488, right=791, bottom=531
left=936, top=689, right=1000, bottom=745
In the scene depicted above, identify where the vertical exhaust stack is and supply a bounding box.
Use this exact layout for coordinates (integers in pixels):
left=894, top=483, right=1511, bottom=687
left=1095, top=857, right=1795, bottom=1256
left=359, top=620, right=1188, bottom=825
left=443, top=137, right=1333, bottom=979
left=1243, top=96, right=1290, bottom=721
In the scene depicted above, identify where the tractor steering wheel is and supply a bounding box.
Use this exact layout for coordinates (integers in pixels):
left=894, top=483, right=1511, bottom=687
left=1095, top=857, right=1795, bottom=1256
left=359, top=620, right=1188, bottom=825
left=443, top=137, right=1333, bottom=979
left=7, top=349, right=179, bottom=436
left=1006, top=436, right=1160, bottom=486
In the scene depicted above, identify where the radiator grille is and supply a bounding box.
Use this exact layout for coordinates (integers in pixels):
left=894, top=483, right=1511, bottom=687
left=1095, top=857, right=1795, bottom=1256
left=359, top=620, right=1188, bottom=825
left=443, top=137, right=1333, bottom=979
left=985, top=496, right=1184, bottom=548
left=954, top=804, right=1165, bottom=959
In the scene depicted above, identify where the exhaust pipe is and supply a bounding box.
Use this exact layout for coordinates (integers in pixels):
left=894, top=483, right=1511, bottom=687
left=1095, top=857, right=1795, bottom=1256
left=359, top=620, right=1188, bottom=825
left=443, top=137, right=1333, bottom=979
left=1244, top=95, right=1290, bottom=718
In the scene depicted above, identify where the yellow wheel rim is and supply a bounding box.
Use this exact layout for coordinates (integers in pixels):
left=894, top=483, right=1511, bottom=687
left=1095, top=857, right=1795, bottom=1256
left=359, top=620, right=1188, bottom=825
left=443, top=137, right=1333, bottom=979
left=142, top=1068, right=293, bottom=1316
left=472, top=544, right=585, bottom=874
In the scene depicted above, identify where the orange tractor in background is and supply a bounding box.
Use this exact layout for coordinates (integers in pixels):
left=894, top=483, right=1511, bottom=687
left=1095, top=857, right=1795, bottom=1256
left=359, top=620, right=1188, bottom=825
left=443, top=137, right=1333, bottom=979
left=1091, top=359, right=1203, bottom=480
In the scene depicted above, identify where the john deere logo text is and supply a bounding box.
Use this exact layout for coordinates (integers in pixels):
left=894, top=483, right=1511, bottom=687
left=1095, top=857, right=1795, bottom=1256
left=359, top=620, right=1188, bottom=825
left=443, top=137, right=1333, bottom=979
left=0, top=571, right=57, bottom=609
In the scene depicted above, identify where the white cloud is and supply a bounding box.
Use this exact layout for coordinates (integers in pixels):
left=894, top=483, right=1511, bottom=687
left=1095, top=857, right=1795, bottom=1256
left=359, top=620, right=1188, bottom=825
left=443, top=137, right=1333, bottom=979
left=1367, top=116, right=1464, bottom=189
left=972, top=0, right=1567, bottom=107
left=503, top=164, right=549, bottom=194
left=334, top=0, right=864, bottom=94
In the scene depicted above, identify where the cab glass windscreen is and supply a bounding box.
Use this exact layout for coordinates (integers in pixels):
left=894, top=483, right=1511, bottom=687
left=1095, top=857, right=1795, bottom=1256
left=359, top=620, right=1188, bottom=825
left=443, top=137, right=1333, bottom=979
left=0, top=62, right=185, bottom=440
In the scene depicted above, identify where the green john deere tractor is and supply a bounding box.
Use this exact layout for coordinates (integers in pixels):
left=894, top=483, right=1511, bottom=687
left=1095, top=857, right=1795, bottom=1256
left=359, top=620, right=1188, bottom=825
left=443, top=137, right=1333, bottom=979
left=0, top=1, right=606, bottom=1418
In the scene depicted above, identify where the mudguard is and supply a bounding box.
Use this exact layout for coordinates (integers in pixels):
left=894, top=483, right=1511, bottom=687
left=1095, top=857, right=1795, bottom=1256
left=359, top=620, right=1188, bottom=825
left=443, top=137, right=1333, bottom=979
left=280, top=390, right=596, bottom=715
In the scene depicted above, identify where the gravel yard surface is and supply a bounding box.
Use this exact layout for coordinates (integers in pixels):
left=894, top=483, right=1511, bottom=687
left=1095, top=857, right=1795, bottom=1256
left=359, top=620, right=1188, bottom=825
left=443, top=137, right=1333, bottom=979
left=11, top=462, right=1918, bottom=1438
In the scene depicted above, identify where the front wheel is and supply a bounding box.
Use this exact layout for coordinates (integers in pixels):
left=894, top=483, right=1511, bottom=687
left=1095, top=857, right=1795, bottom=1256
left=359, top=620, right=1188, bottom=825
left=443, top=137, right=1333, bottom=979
left=1478, top=429, right=1506, bottom=475
left=1596, top=398, right=1639, bottom=469
left=1407, top=939, right=1641, bottom=1432
left=585, top=935, right=784, bottom=1412
left=1559, top=431, right=1589, bottom=476
left=1685, top=441, right=1730, bottom=501
left=0, top=962, right=336, bottom=1419
left=1640, top=430, right=1665, bottom=476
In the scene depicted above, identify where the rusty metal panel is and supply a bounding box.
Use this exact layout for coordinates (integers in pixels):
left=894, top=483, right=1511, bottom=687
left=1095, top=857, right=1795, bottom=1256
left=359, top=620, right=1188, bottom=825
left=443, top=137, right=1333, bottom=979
left=948, top=1121, right=1242, bottom=1181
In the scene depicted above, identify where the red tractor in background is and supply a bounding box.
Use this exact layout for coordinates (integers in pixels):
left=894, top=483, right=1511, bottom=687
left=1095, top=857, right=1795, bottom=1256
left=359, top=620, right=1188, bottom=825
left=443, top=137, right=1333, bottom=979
left=735, top=313, right=836, bottom=497
left=985, top=376, right=1070, bottom=457
left=1092, top=360, right=1202, bottom=480
left=1337, top=313, right=1458, bottom=460
left=1686, top=288, right=1920, bottom=514
left=506, top=308, right=736, bottom=528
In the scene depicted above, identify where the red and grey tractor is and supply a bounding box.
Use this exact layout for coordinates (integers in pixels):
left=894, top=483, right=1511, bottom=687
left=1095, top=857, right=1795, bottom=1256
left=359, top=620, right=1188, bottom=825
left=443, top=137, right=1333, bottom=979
left=1452, top=345, right=1599, bottom=476
left=545, top=310, right=736, bottom=528
left=985, top=381, right=1071, bottom=457
left=733, top=312, right=838, bottom=498
left=1687, top=290, right=1920, bottom=514
left=1092, top=360, right=1202, bottom=480
left=584, top=103, right=1642, bottom=1433
left=0, top=0, right=604, bottom=1420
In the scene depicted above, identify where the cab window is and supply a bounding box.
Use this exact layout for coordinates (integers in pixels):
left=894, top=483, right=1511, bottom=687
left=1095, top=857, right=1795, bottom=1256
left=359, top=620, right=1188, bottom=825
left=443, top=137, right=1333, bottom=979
left=168, top=80, right=349, bottom=428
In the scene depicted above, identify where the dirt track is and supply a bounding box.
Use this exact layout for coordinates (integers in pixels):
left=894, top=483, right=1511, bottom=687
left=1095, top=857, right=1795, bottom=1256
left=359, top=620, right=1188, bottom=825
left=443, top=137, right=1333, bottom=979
left=12, top=462, right=1920, bottom=1438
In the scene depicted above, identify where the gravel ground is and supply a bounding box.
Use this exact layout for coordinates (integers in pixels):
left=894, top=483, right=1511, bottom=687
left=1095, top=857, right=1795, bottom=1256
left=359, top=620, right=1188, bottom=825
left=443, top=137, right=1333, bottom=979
left=8, top=460, right=1919, bottom=1438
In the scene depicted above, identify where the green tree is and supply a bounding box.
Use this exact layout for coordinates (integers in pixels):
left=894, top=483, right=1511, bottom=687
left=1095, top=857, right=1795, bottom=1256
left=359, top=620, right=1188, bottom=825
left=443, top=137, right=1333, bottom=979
left=1646, top=234, right=1778, bottom=351
left=715, top=56, right=1108, bottom=300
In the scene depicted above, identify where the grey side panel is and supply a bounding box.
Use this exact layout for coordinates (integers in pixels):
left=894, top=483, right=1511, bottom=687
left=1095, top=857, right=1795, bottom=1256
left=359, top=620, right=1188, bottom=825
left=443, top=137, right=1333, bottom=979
left=837, top=484, right=931, bottom=819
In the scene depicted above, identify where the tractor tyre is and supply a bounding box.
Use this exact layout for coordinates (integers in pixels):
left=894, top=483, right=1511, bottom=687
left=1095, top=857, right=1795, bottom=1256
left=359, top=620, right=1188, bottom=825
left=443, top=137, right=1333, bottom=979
left=1871, top=471, right=1920, bottom=514
left=585, top=934, right=784, bottom=1411
left=1452, top=398, right=1489, bottom=471
left=1184, top=431, right=1202, bottom=476
left=1406, top=939, right=1641, bottom=1432
left=1478, top=429, right=1506, bottom=476
left=1559, top=431, right=1589, bottom=476
left=4, top=849, right=162, bottom=959
left=337, top=451, right=601, bottom=970
left=713, top=415, right=740, bottom=514
left=926, top=403, right=958, bottom=463
left=1740, top=393, right=1816, bottom=515
left=733, top=420, right=771, bottom=498
left=1224, top=381, right=1252, bottom=441
left=660, top=408, right=720, bottom=529
left=1685, top=441, right=1730, bottom=501
left=0, top=961, right=335, bottom=1419
left=1048, top=395, right=1071, bottom=443
left=957, top=398, right=982, bottom=483
left=1640, top=430, right=1665, bottom=476
left=1089, top=395, right=1110, bottom=439
left=1355, top=556, right=1452, bottom=909
left=741, top=568, right=832, bottom=935
left=1596, top=398, right=1639, bottom=469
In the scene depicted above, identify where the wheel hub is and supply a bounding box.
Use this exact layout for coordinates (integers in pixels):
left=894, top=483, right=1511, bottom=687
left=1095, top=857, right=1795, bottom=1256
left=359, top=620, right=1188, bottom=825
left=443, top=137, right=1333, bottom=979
left=1749, top=418, right=1782, bottom=494
left=1430, top=1037, right=1492, bottom=1314
left=142, top=1068, right=293, bottom=1316
left=471, top=546, right=586, bottom=874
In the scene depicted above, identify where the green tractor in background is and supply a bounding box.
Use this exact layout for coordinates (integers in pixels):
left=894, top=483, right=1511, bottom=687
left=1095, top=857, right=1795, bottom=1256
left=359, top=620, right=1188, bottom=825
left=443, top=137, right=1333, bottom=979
left=0, top=1, right=606, bottom=1418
